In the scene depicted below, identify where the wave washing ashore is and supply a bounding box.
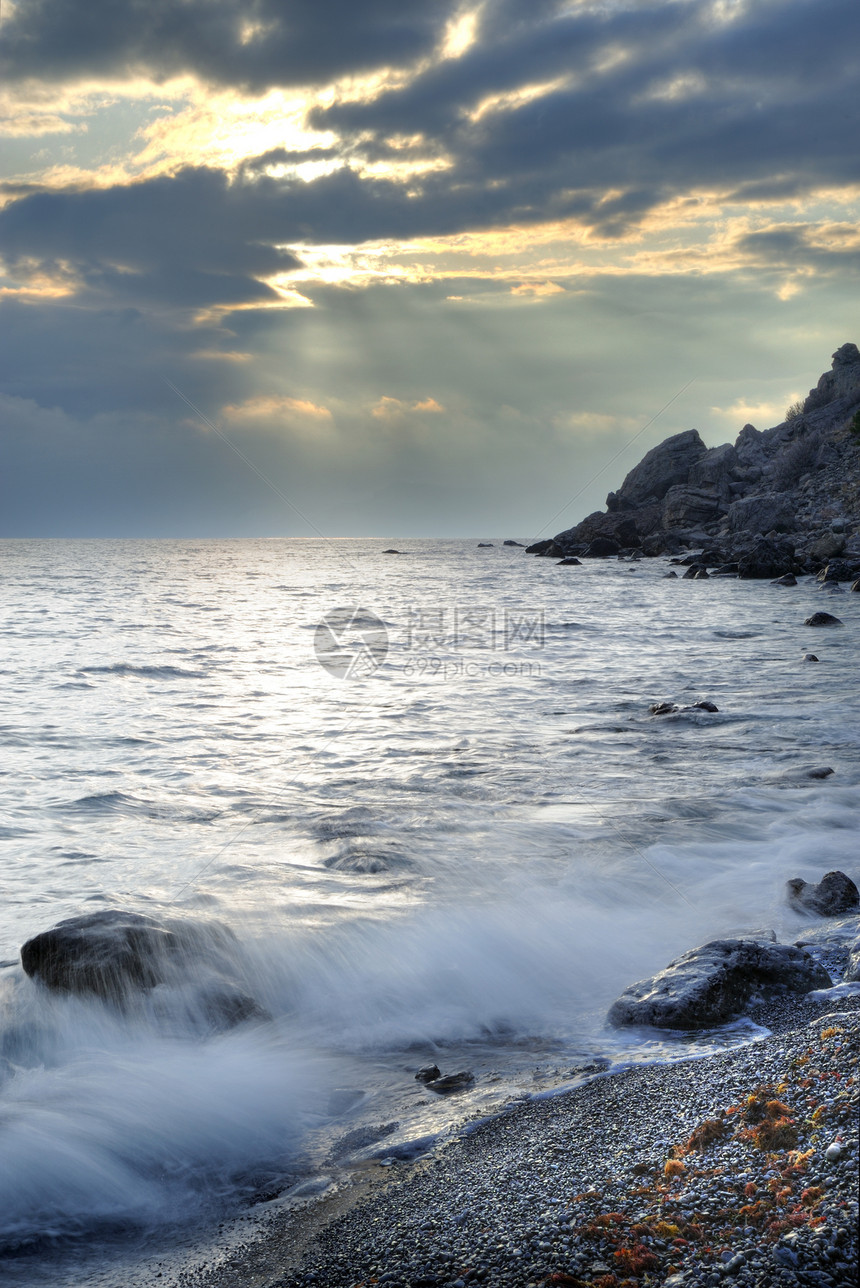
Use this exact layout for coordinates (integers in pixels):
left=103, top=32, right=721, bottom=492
left=184, top=996, right=859, bottom=1288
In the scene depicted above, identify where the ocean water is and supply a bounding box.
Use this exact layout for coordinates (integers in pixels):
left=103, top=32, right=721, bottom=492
left=0, top=538, right=858, bottom=1282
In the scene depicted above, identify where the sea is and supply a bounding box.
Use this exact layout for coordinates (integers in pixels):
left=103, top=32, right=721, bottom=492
left=1, top=537, right=858, bottom=1286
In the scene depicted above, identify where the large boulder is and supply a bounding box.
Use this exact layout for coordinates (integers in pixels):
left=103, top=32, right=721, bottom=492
left=809, top=533, right=845, bottom=562
left=609, top=429, right=707, bottom=509
left=554, top=509, right=654, bottom=550
left=687, top=443, right=740, bottom=503
left=804, top=611, right=843, bottom=626
left=786, top=870, right=860, bottom=916
left=737, top=537, right=796, bottom=579
left=816, top=559, right=857, bottom=583
left=661, top=485, right=724, bottom=529
left=586, top=535, right=620, bottom=557
left=607, top=938, right=831, bottom=1030
left=20, top=909, right=262, bottom=1029
left=726, top=493, right=796, bottom=535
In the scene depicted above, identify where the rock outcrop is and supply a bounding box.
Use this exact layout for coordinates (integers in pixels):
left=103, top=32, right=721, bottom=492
left=607, top=937, right=832, bottom=1029
left=545, top=344, right=860, bottom=571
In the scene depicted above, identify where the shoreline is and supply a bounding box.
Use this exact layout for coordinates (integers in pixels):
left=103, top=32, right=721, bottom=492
left=183, top=994, right=859, bottom=1288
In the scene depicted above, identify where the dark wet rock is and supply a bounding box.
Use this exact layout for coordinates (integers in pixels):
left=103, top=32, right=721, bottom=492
left=737, top=537, right=797, bottom=579
left=802, top=653, right=820, bottom=661
left=556, top=511, right=648, bottom=552
left=525, top=538, right=554, bottom=555
left=682, top=563, right=704, bottom=579
left=851, top=579, right=860, bottom=591
left=503, top=540, right=524, bottom=546
left=557, top=556, right=582, bottom=565
left=805, top=611, right=844, bottom=626
left=649, top=700, right=718, bottom=716
left=787, top=870, right=860, bottom=916
left=693, top=568, right=710, bottom=579
left=585, top=536, right=620, bottom=557
left=810, top=532, right=846, bottom=562
left=771, top=573, right=798, bottom=585
left=817, top=559, right=856, bottom=582
left=607, top=938, right=832, bottom=1029
left=415, top=1064, right=442, bottom=1083
left=844, top=937, right=860, bottom=982
left=425, top=1071, right=475, bottom=1095
left=663, top=570, right=678, bottom=578
left=20, top=909, right=261, bottom=1029
left=806, top=765, right=835, bottom=778
left=477, top=543, right=493, bottom=547
left=383, top=548, right=401, bottom=554
left=711, top=562, right=739, bottom=576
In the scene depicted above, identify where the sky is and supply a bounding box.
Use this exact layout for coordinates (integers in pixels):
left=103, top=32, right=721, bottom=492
left=1, top=0, right=858, bottom=537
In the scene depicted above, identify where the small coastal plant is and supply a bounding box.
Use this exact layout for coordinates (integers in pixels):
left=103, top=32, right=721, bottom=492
left=850, top=410, right=860, bottom=439
left=784, top=398, right=806, bottom=421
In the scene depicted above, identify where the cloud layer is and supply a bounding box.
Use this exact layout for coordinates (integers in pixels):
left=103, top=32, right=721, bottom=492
left=1, top=0, right=857, bottom=534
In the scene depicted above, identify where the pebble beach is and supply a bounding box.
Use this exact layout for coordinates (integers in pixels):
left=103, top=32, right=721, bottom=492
left=181, top=991, right=859, bottom=1288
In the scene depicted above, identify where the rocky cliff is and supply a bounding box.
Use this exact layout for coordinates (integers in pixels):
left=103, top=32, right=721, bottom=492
left=533, top=343, right=860, bottom=577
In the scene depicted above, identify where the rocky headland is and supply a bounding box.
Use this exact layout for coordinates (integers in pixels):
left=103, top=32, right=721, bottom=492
left=529, top=343, right=860, bottom=581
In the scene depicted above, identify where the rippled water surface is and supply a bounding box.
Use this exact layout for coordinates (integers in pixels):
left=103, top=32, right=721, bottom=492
left=1, top=538, right=858, bottom=1280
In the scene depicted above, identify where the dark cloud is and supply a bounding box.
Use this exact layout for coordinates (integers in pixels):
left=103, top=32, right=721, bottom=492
left=0, top=168, right=300, bottom=308
left=1, top=0, right=858, bottom=536
left=734, top=225, right=860, bottom=274
left=0, top=0, right=456, bottom=90
left=311, top=0, right=860, bottom=203
left=3, top=0, right=858, bottom=316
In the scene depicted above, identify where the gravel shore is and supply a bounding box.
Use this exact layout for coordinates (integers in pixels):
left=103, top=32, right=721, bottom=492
left=187, top=994, right=858, bottom=1288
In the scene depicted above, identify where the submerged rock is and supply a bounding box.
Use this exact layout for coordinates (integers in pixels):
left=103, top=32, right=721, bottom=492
left=503, top=540, right=524, bottom=546
left=415, top=1064, right=442, bottom=1083
left=649, top=700, right=718, bottom=715
left=20, top=909, right=262, bottom=1029
left=771, top=573, right=798, bottom=586
left=802, top=653, right=820, bottom=661
left=608, top=938, right=831, bottom=1029
left=786, top=870, right=860, bottom=916
left=805, top=611, right=844, bottom=626
left=424, top=1070, right=475, bottom=1095
left=557, top=556, right=582, bottom=565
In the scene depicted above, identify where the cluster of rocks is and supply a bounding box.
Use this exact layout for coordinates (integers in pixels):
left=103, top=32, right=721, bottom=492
left=528, top=344, right=860, bottom=580
left=608, top=870, right=859, bottom=1031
